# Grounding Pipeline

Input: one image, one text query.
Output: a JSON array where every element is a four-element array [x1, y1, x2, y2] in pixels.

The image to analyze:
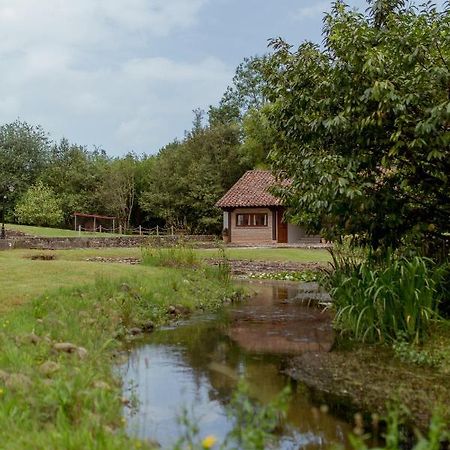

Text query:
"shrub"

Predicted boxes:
[[329, 255, 445, 343], [14, 181, 64, 227]]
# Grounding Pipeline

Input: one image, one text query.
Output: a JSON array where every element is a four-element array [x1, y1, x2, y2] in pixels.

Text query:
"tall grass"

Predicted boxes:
[[329, 253, 445, 343], [142, 242, 199, 268]]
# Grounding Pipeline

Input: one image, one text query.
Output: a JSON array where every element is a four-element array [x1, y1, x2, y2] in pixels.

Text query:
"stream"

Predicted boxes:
[[120, 281, 354, 449]]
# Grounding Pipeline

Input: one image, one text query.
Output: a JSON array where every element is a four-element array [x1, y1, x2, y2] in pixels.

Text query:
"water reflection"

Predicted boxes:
[[121, 281, 351, 449]]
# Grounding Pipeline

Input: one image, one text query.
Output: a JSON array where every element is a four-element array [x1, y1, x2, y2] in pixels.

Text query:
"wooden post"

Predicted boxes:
[[156, 225, 159, 237], [119, 224, 122, 235], [74, 214, 77, 232], [139, 225, 142, 236], [78, 225, 81, 236], [171, 225, 174, 236], [113, 219, 116, 234], [99, 224, 102, 233], [93, 217, 97, 233]]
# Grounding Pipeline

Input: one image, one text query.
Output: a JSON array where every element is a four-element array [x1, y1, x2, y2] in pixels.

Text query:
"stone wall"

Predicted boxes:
[[0, 235, 217, 250]]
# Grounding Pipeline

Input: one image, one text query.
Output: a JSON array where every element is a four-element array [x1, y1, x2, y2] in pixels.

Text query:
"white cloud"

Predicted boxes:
[[0, 0, 231, 154], [294, 1, 331, 20]]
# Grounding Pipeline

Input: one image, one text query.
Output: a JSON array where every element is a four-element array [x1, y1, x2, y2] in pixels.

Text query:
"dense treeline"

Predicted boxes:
[[1, 0, 448, 247], [0, 56, 271, 233]]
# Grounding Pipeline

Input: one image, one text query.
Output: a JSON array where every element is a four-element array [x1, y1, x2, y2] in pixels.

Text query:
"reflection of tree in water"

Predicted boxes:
[[125, 283, 353, 448]]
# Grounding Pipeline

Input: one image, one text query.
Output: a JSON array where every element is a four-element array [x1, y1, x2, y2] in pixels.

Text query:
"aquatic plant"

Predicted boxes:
[[349, 409, 448, 450], [248, 270, 319, 282], [174, 380, 290, 450], [330, 256, 445, 343]]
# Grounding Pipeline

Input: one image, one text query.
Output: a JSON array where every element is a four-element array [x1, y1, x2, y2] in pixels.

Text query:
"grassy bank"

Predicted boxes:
[[0, 264, 239, 449], [5, 223, 117, 237], [0, 247, 329, 312]]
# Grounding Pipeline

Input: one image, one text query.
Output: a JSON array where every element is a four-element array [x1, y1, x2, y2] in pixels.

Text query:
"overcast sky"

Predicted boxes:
[[0, 0, 445, 156]]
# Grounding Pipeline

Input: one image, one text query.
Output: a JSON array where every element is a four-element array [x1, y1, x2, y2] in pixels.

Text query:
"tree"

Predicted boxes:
[[0, 120, 50, 203], [139, 121, 248, 234], [15, 181, 64, 227], [208, 55, 270, 126], [41, 139, 111, 223], [98, 154, 138, 229], [265, 1, 450, 250]]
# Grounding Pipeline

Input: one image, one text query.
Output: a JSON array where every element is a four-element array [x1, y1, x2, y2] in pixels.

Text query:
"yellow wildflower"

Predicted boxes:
[[201, 435, 217, 448]]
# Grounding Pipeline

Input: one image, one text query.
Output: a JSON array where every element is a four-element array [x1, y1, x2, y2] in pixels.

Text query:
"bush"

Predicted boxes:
[[14, 181, 63, 227], [329, 255, 445, 343]]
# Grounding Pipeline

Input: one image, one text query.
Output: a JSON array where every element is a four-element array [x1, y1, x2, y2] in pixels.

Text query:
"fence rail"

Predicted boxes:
[[76, 225, 178, 236]]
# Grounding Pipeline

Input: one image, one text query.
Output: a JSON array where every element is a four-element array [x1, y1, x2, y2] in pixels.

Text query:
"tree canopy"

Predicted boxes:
[[264, 0, 449, 249]]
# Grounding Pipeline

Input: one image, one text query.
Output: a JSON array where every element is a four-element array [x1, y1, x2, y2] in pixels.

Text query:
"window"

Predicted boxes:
[[236, 213, 268, 227]]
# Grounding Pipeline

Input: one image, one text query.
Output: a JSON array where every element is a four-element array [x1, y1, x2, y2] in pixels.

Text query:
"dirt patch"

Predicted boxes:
[[207, 258, 326, 276], [28, 254, 57, 261], [284, 346, 450, 431]]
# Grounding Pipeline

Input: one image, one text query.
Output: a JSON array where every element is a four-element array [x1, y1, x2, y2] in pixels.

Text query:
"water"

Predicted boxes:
[[120, 281, 353, 449]]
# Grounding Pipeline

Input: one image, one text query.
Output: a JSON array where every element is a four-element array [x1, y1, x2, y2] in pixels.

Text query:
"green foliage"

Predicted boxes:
[[392, 339, 443, 368], [14, 182, 64, 227], [265, 2, 450, 250], [41, 139, 111, 223], [349, 408, 448, 450], [0, 120, 49, 204], [209, 55, 270, 126], [248, 270, 319, 282], [139, 122, 249, 234], [0, 269, 239, 449], [329, 254, 445, 343], [175, 380, 290, 450], [98, 154, 138, 229], [142, 242, 200, 269]]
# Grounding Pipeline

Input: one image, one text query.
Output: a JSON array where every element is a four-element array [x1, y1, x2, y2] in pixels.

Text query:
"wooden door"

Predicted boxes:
[[277, 210, 288, 243]]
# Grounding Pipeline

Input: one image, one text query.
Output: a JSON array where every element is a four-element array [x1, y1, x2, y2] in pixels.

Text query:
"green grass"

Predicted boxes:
[[199, 247, 331, 263], [0, 250, 156, 313], [5, 223, 117, 237], [0, 259, 240, 449], [0, 246, 329, 314]]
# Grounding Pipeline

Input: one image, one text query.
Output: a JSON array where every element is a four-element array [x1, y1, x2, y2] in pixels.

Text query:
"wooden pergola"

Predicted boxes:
[[73, 213, 117, 233]]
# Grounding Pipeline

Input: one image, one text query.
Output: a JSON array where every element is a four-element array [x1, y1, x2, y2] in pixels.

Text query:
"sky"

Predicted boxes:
[[0, 0, 445, 156]]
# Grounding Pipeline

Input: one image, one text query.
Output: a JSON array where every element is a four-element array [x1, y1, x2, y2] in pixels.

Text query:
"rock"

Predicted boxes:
[[27, 333, 40, 345], [39, 361, 60, 376], [129, 327, 142, 336], [175, 304, 190, 315], [5, 373, 32, 390], [76, 346, 89, 359], [168, 305, 177, 315], [141, 321, 154, 333], [36, 319, 44, 324], [54, 342, 78, 353]]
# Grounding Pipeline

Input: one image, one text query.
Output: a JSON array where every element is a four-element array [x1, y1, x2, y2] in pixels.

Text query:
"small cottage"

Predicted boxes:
[[216, 170, 316, 245]]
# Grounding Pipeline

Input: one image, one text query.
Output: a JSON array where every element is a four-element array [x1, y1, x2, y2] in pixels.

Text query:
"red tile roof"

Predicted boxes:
[[216, 170, 286, 208]]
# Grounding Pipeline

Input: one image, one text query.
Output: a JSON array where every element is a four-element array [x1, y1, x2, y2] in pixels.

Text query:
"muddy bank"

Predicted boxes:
[[283, 346, 450, 431]]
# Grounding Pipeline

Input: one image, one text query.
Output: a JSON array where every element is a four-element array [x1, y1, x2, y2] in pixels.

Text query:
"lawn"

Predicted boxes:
[[6, 246, 330, 262], [5, 223, 117, 237], [0, 247, 329, 313], [0, 250, 156, 313]]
